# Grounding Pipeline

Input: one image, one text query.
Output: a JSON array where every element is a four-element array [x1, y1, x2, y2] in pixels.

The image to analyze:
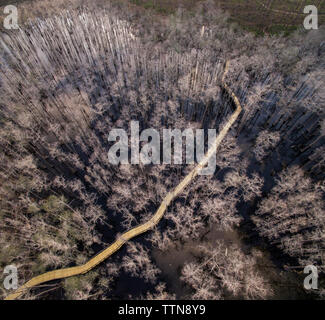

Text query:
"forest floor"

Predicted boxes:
[[128, 0, 325, 35], [0, 0, 323, 301], [0, 0, 324, 35], [4, 62, 242, 300]]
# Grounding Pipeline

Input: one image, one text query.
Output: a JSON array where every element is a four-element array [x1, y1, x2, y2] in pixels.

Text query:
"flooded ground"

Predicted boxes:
[[153, 227, 310, 299], [152, 228, 242, 299]]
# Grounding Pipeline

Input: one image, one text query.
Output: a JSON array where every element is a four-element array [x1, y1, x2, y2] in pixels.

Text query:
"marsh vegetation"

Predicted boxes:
[[0, 0, 324, 300]]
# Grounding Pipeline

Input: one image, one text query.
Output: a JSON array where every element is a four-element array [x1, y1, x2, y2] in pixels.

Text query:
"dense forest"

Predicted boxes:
[[0, 0, 324, 299]]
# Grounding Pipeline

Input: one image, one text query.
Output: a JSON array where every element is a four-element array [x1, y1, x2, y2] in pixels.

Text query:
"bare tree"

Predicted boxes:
[[254, 166, 325, 267]]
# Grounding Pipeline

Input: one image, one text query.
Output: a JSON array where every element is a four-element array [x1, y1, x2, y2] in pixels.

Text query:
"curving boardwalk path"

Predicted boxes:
[[4, 61, 242, 300]]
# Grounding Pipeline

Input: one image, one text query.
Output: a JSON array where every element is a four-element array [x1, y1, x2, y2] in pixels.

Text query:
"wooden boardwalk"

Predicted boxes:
[[4, 61, 242, 300]]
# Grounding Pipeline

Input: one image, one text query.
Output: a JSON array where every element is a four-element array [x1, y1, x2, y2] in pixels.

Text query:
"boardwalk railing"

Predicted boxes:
[[4, 61, 242, 300]]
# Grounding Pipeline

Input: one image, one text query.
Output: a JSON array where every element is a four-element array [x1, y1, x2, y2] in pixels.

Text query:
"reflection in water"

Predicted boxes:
[[153, 228, 241, 299], [153, 228, 309, 299]]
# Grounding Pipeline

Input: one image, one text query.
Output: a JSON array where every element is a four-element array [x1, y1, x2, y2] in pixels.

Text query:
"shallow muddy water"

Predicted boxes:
[[153, 227, 310, 299]]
